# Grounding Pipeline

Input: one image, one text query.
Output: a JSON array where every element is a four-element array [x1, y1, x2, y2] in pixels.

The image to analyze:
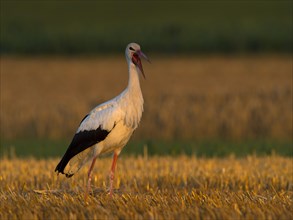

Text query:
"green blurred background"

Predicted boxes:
[[0, 1, 292, 158], [1, 1, 292, 55]]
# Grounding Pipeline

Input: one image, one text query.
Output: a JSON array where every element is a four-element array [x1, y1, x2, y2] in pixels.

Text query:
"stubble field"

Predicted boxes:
[[0, 156, 292, 219]]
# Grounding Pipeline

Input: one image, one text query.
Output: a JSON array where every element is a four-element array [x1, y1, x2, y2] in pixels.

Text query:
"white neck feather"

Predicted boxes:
[[127, 62, 142, 92], [120, 61, 144, 129]]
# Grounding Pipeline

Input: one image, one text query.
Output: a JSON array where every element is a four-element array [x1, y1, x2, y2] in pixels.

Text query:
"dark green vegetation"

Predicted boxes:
[[1, 1, 292, 54], [1, 139, 292, 158]]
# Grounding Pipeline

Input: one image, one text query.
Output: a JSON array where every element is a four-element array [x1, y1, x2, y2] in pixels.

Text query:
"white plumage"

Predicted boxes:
[[55, 43, 150, 198]]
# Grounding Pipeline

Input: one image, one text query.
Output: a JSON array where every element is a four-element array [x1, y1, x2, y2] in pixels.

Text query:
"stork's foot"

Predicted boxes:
[[107, 152, 119, 198], [108, 171, 115, 197], [84, 182, 92, 201], [107, 188, 117, 197], [84, 157, 97, 201]]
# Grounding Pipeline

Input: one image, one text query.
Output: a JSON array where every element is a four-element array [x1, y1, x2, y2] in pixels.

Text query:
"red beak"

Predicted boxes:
[[131, 50, 150, 79]]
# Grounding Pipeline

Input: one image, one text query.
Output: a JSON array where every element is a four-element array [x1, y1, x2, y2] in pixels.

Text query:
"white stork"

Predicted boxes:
[[55, 43, 150, 198]]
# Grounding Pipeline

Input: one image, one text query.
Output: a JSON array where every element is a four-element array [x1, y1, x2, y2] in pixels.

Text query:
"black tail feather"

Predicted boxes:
[[55, 156, 73, 178], [55, 125, 111, 178]]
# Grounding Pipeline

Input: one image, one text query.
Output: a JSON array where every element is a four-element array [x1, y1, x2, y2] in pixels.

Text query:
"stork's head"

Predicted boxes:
[[125, 42, 150, 78]]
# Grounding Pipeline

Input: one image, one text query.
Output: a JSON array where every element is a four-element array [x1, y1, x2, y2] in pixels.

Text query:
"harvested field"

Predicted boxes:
[[0, 156, 292, 219]]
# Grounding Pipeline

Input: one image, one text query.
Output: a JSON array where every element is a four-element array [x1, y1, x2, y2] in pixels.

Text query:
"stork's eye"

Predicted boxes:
[[129, 47, 135, 51]]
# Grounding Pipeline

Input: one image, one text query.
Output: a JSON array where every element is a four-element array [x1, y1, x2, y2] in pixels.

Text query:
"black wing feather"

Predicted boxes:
[[55, 126, 111, 176]]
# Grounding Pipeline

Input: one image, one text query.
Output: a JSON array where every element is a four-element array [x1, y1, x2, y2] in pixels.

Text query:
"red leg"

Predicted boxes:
[[85, 157, 97, 201], [109, 152, 119, 196]]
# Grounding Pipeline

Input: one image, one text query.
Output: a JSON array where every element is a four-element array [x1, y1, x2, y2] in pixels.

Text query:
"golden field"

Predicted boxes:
[[0, 55, 291, 140], [0, 156, 292, 219]]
